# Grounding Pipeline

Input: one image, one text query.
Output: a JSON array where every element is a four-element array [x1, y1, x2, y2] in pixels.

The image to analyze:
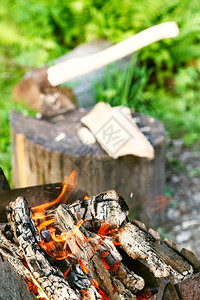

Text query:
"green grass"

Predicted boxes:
[[0, 0, 200, 184]]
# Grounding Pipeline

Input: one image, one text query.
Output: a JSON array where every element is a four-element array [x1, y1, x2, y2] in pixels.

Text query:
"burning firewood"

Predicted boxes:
[[64, 191, 194, 284], [0, 186, 197, 300], [7, 197, 80, 300], [67, 190, 129, 229], [55, 203, 143, 298], [56, 203, 144, 295], [0, 229, 32, 281]]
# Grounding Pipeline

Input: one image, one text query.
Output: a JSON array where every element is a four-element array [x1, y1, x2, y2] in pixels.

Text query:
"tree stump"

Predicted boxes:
[[10, 109, 166, 227]]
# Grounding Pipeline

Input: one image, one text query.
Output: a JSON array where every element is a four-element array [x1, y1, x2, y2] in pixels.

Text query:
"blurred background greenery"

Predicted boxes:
[[0, 0, 200, 183]]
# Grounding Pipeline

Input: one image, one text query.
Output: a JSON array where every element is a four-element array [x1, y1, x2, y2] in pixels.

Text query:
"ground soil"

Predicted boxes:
[[163, 139, 200, 259]]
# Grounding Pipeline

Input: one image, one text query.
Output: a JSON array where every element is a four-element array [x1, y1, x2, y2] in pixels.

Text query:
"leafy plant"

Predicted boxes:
[[94, 55, 152, 111], [0, 0, 200, 183]]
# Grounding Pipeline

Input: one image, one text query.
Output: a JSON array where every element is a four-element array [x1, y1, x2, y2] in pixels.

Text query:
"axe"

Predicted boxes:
[[12, 22, 179, 117]]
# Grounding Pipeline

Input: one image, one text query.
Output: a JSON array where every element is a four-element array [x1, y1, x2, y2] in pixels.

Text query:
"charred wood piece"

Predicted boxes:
[[68, 190, 129, 229], [67, 261, 102, 300], [56, 203, 142, 298], [116, 222, 194, 284], [111, 277, 136, 300], [0, 230, 32, 281], [6, 197, 80, 300]]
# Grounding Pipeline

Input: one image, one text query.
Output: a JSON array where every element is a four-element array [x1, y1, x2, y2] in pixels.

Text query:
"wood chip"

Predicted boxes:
[[81, 102, 154, 159]]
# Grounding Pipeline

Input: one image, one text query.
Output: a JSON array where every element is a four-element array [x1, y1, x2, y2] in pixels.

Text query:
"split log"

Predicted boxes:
[[116, 222, 194, 284], [10, 108, 166, 227], [63, 191, 194, 285], [7, 197, 80, 300]]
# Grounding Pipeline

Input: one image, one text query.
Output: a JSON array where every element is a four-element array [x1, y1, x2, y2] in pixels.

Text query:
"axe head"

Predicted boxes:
[[12, 66, 76, 118]]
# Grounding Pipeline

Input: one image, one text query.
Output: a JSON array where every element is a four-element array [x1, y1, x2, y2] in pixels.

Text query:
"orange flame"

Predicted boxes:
[[37, 217, 86, 261], [79, 290, 86, 300], [78, 259, 89, 274], [32, 169, 77, 215], [38, 219, 56, 234], [31, 170, 79, 261], [100, 251, 120, 272], [29, 170, 119, 300], [28, 274, 49, 300]]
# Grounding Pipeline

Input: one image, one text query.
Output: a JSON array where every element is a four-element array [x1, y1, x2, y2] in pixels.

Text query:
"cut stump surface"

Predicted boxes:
[[10, 109, 166, 227]]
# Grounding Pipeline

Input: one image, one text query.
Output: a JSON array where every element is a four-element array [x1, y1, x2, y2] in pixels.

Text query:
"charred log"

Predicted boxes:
[[56, 203, 142, 298], [116, 222, 194, 284], [1, 188, 199, 300], [68, 190, 129, 229], [6, 197, 80, 300]]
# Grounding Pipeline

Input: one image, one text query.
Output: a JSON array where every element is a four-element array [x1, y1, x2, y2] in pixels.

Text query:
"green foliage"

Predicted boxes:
[[0, 0, 200, 182], [0, 49, 36, 183], [94, 55, 152, 111]]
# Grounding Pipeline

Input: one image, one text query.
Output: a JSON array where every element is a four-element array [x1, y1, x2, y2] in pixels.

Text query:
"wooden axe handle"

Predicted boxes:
[[47, 22, 179, 86]]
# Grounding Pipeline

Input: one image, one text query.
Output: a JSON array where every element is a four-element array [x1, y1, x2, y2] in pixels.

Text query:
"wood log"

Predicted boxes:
[[10, 108, 166, 227], [63, 192, 194, 286], [1, 190, 200, 300], [56, 203, 142, 298], [78, 225, 145, 294], [7, 197, 80, 300], [67, 190, 129, 229], [116, 222, 194, 284]]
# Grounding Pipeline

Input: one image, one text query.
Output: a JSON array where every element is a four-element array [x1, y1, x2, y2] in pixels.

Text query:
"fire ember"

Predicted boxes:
[[0, 171, 199, 300]]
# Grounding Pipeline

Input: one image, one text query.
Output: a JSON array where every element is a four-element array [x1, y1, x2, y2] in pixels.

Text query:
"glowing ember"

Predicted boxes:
[[26, 172, 135, 300], [78, 259, 89, 274], [91, 279, 110, 300], [29, 274, 49, 300], [136, 287, 153, 299]]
